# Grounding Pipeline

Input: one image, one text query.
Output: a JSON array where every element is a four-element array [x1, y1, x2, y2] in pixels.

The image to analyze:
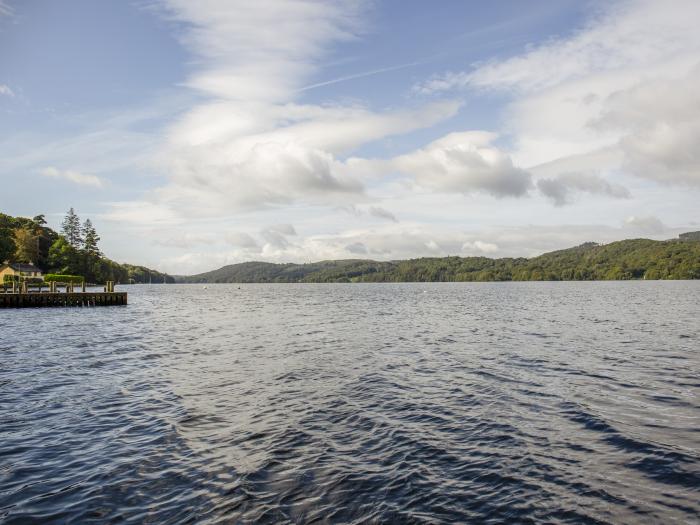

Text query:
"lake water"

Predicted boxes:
[[1, 282, 699, 524]]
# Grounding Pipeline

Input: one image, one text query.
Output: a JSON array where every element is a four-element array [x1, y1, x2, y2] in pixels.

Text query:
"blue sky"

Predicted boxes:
[[1, 0, 699, 273]]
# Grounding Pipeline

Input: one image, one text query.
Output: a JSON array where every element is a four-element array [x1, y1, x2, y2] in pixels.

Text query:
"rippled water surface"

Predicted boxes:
[[1, 282, 699, 524]]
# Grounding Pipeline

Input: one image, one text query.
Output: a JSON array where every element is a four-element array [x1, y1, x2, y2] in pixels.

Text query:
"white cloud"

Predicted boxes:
[[263, 224, 297, 236], [416, 0, 700, 188], [155, 233, 217, 249], [368, 206, 397, 222], [0, 84, 14, 97], [345, 242, 368, 255], [338, 204, 398, 222], [104, 201, 180, 225], [537, 173, 630, 206], [593, 65, 700, 186], [392, 131, 532, 198], [225, 232, 259, 249], [623, 215, 666, 234], [461, 240, 499, 254], [260, 223, 297, 250], [40, 166, 104, 187], [154, 101, 460, 216]]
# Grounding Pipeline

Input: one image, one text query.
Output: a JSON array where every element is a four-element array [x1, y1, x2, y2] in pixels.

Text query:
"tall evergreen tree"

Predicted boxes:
[[61, 207, 82, 247], [82, 219, 101, 256]]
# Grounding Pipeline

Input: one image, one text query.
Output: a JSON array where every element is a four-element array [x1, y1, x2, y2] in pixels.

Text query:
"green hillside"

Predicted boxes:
[[178, 237, 700, 283]]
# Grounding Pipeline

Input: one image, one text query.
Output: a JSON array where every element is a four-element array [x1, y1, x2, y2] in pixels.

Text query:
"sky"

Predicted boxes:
[[1, 0, 699, 274]]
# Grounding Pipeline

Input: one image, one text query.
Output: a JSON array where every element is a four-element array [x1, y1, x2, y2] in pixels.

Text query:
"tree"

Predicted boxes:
[[0, 231, 13, 263], [82, 219, 101, 257], [47, 237, 80, 275], [61, 207, 82, 248], [32, 214, 47, 226], [13, 227, 39, 263], [80, 218, 101, 282]]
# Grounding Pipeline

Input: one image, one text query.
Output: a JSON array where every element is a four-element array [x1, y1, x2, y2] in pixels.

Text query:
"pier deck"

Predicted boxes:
[[0, 292, 127, 308]]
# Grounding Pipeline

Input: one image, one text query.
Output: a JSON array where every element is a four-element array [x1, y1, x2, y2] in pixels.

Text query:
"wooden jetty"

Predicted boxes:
[[1, 291, 127, 308], [0, 281, 127, 308]]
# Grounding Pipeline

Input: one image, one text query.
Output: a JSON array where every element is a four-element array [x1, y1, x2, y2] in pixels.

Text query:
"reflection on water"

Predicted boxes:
[[1, 282, 699, 523]]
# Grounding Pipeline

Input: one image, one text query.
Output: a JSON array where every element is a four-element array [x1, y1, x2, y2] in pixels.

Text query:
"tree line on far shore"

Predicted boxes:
[[1, 209, 174, 284], [180, 238, 700, 283]]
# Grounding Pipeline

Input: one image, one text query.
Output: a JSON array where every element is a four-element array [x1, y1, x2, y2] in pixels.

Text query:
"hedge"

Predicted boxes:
[[3, 275, 43, 284], [43, 274, 84, 283]]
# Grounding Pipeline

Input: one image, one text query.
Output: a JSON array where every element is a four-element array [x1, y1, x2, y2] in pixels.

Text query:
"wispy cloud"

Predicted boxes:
[[0, 1, 13, 17], [115, 1, 462, 221], [0, 84, 14, 97], [40, 166, 104, 187]]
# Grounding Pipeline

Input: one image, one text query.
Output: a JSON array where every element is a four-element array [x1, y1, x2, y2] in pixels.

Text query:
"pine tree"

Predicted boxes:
[[82, 219, 101, 257], [61, 207, 82, 247]]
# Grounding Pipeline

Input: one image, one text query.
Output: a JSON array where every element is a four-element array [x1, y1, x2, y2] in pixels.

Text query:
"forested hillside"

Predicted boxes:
[[179, 238, 700, 283], [1, 210, 174, 284]]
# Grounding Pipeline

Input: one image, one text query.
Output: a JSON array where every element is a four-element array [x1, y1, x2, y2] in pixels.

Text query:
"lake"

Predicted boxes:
[[1, 282, 698, 523]]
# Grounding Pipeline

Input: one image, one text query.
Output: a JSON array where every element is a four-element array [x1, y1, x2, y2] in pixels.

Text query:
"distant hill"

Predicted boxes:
[[178, 259, 395, 283], [680, 231, 700, 241], [178, 236, 700, 283]]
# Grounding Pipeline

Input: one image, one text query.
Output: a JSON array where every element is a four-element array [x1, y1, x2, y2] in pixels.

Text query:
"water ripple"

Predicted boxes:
[[1, 281, 699, 523]]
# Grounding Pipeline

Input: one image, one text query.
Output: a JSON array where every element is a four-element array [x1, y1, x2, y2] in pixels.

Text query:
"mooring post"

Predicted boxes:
[[82, 280, 86, 293]]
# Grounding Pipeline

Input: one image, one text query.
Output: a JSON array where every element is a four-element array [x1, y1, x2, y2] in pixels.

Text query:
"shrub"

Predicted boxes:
[[3, 275, 43, 284], [43, 274, 84, 283]]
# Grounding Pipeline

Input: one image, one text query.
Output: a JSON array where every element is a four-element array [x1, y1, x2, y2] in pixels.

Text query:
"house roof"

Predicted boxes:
[[3, 263, 42, 273]]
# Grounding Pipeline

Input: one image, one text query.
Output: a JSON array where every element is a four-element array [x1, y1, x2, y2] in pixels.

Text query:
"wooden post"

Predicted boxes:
[[82, 280, 86, 292]]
